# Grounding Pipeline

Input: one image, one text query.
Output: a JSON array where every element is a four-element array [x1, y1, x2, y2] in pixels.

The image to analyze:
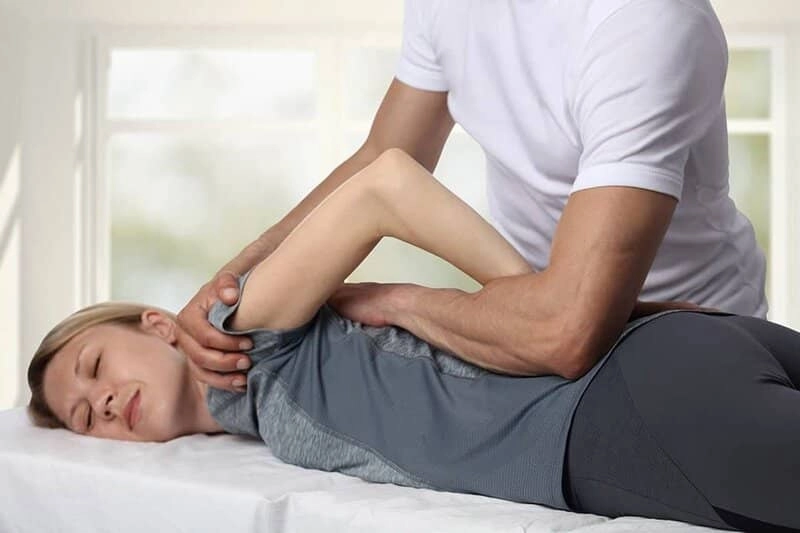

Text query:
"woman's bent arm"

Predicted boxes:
[[231, 148, 533, 332]]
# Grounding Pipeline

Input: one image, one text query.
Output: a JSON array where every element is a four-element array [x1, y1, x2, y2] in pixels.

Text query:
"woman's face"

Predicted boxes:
[[42, 312, 203, 442]]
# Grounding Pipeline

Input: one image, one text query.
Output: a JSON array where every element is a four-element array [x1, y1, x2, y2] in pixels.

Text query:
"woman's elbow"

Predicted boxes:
[[357, 148, 423, 197]]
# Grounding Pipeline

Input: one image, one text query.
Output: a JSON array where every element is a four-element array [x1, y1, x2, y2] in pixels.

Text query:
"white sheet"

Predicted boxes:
[[0, 407, 727, 532]]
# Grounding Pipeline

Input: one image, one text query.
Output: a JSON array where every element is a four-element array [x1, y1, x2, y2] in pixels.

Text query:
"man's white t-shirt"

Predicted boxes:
[[396, 0, 768, 318]]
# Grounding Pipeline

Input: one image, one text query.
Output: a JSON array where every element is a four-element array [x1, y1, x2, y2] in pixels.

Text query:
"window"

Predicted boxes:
[[724, 36, 788, 324], [101, 34, 485, 314], [95, 32, 790, 323]]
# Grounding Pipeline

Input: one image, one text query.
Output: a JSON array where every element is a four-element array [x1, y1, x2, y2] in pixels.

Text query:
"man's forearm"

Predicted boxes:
[[386, 277, 707, 378], [388, 270, 584, 378], [217, 147, 382, 277]]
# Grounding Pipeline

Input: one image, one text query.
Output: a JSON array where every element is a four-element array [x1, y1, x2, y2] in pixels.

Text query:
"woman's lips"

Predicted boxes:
[[124, 390, 141, 431]]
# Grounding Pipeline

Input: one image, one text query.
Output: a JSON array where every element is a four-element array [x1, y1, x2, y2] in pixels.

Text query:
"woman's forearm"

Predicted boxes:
[[370, 150, 533, 283], [230, 148, 535, 333]]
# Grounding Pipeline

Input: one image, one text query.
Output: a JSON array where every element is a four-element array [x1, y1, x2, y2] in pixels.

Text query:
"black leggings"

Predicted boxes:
[[563, 312, 800, 532]]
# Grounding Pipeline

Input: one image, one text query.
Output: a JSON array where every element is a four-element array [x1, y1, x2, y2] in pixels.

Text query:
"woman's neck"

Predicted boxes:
[[190, 379, 225, 434]]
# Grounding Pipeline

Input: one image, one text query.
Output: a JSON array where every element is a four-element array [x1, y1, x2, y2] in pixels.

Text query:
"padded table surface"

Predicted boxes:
[[0, 408, 726, 532]]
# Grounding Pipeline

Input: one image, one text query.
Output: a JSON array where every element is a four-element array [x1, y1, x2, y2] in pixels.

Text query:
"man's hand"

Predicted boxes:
[[328, 282, 407, 327], [176, 270, 253, 392], [629, 300, 720, 321]]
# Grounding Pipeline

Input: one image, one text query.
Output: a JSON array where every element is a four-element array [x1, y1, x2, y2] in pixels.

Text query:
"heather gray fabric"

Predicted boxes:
[[565, 313, 800, 531], [206, 273, 704, 510]]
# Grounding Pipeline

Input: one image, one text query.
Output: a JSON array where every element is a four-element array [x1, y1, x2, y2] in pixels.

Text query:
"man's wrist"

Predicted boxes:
[[384, 283, 423, 328], [384, 283, 469, 330]]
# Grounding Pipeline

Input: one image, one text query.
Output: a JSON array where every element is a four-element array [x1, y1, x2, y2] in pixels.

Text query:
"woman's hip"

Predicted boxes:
[[564, 312, 800, 531]]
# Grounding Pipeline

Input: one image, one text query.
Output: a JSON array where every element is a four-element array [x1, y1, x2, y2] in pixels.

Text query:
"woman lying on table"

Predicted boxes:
[[28, 149, 800, 532]]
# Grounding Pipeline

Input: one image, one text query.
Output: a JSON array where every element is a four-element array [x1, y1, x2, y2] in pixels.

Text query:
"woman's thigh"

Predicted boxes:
[[564, 312, 800, 532]]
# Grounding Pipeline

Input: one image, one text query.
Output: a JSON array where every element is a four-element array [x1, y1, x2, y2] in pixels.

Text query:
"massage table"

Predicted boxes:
[[0, 407, 730, 532]]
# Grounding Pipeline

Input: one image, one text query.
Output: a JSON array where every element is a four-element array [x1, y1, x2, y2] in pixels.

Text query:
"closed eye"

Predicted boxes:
[[86, 352, 102, 430]]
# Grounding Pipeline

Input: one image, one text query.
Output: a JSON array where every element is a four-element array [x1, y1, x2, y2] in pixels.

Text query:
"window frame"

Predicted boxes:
[[84, 27, 375, 306], [726, 34, 789, 324], [84, 26, 476, 303]]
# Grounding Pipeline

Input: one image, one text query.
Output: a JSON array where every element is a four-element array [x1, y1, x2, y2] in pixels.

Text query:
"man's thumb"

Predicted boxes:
[[216, 271, 240, 304]]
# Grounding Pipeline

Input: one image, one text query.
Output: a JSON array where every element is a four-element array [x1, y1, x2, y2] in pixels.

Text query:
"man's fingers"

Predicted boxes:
[[676, 301, 723, 312], [181, 303, 251, 352], [174, 271, 253, 386], [178, 329, 251, 373], [195, 346, 252, 374], [186, 358, 248, 393], [200, 322, 252, 353], [176, 283, 246, 353], [665, 301, 721, 313]]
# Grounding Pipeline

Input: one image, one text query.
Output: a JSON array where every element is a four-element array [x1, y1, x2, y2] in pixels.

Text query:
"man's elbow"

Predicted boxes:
[[506, 317, 597, 380], [560, 349, 597, 380], [497, 304, 597, 380], [556, 320, 622, 380], [511, 339, 593, 380], [513, 304, 604, 380]]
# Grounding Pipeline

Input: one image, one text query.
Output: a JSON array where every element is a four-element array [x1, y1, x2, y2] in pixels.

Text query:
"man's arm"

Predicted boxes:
[[336, 1, 726, 379], [176, 79, 455, 391], [375, 186, 676, 379]]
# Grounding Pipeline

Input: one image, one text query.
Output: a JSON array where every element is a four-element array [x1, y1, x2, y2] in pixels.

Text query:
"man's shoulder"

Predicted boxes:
[[568, 0, 726, 76], [578, 0, 720, 39]]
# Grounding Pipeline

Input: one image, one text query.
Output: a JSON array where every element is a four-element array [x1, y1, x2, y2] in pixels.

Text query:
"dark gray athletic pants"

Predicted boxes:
[[564, 312, 800, 532]]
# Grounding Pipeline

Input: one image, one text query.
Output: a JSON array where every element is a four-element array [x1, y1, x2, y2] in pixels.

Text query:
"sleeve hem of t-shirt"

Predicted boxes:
[[571, 162, 683, 201], [207, 271, 253, 336], [206, 271, 313, 349], [395, 61, 449, 92]]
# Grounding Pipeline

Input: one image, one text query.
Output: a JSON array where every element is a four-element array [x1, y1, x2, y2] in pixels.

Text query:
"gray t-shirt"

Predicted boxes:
[[206, 273, 684, 510]]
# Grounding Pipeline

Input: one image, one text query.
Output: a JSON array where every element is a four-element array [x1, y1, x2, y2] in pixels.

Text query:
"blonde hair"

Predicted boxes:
[[27, 301, 174, 429]]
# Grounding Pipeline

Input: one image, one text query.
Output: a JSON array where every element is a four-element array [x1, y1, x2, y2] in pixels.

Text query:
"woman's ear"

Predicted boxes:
[[139, 310, 178, 345]]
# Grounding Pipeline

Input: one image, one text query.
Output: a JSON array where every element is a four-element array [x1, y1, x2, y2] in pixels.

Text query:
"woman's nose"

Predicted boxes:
[[91, 388, 117, 420]]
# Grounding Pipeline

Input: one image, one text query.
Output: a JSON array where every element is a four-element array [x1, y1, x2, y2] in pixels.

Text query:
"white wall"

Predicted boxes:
[[2, 0, 796, 29], [0, 7, 85, 407], [0, 0, 403, 25], [0, 10, 27, 407], [1, 0, 798, 408], [712, 0, 800, 27]]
